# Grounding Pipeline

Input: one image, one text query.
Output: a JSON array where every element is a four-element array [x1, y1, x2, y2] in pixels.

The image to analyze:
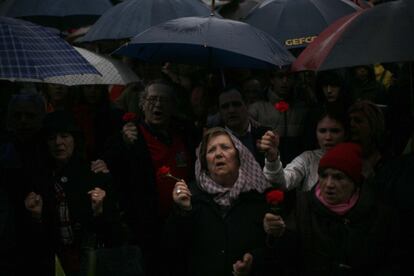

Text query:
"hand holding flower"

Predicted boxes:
[[263, 213, 285, 237], [264, 189, 285, 237], [172, 180, 192, 211]]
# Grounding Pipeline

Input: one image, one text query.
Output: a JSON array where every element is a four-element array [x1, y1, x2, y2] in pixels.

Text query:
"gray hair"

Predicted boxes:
[[138, 78, 177, 111]]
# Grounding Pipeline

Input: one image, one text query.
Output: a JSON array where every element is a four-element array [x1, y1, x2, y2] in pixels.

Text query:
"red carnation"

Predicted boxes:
[[266, 189, 284, 215], [157, 166, 180, 182], [122, 112, 137, 122], [274, 101, 289, 113]]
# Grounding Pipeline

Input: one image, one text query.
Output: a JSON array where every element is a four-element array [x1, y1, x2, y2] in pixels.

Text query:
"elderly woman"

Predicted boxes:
[[24, 111, 119, 276], [263, 142, 400, 275], [167, 127, 272, 276]]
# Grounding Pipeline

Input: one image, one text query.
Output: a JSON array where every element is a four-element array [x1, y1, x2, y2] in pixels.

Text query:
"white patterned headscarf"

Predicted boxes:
[[195, 127, 271, 207]]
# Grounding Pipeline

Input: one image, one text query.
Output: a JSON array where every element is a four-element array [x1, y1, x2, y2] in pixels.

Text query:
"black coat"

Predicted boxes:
[[165, 182, 268, 276], [268, 184, 401, 276]]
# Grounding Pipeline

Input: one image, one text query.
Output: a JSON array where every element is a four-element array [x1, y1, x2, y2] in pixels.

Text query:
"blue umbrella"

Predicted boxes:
[[113, 15, 294, 69], [0, 16, 100, 82], [0, 0, 113, 30], [244, 0, 362, 49], [80, 0, 212, 42]]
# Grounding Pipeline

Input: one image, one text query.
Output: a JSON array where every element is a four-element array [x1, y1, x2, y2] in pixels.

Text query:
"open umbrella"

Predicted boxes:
[[80, 0, 212, 42], [113, 15, 294, 69], [0, 0, 113, 30], [43, 47, 140, 86], [203, 0, 264, 20], [291, 0, 414, 71], [244, 0, 362, 49], [0, 16, 99, 82]]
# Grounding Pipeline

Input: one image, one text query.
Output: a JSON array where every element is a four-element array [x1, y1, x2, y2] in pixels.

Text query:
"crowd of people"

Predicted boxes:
[[1, 57, 413, 276], [0, 1, 413, 276]]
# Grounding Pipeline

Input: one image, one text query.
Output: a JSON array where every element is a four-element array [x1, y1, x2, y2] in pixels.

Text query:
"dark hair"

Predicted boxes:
[[218, 86, 246, 105], [198, 127, 239, 171], [304, 106, 349, 149], [317, 70, 344, 88], [6, 92, 46, 130], [315, 106, 349, 135], [315, 70, 351, 105], [348, 100, 385, 150], [42, 110, 85, 160]]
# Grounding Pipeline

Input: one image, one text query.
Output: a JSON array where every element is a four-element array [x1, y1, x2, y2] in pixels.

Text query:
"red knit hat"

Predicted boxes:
[[319, 143, 363, 183]]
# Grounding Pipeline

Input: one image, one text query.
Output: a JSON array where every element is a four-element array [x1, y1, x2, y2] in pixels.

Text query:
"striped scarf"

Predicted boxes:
[[55, 181, 74, 245]]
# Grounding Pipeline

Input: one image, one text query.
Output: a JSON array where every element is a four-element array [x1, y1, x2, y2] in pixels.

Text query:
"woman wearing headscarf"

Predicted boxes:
[[262, 142, 401, 275], [166, 127, 272, 276]]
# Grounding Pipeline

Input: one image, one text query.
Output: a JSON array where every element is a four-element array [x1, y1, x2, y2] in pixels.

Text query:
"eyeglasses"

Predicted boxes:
[[220, 101, 243, 110], [146, 96, 170, 105]]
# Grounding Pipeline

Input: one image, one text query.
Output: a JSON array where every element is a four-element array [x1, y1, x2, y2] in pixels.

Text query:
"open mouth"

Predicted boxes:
[[153, 110, 163, 117], [215, 161, 226, 168]]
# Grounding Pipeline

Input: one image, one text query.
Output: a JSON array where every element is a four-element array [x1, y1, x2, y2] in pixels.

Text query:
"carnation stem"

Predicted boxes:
[[166, 173, 181, 182]]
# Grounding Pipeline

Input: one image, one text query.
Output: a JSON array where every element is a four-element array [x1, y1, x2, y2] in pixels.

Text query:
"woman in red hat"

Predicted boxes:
[[261, 142, 401, 275]]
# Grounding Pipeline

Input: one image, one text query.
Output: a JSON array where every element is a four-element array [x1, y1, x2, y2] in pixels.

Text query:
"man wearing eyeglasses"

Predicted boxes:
[[103, 78, 196, 276]]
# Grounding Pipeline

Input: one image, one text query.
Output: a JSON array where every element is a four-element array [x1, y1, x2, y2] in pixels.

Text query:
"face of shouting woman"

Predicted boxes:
[[206, 134, 240, 188]]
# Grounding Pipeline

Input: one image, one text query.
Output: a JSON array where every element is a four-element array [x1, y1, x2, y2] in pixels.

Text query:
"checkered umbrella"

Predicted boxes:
[[0, 16, 100, 83], [44, 47, 140, 85]]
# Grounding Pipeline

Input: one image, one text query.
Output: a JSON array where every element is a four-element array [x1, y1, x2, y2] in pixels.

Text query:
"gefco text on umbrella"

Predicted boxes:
[[285, 36, 317, 47]]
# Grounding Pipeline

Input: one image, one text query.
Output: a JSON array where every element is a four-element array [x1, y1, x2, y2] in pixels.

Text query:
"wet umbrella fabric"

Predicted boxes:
[[0, 16, 99, 82], [292, 0, 414, 71], [0, 0, 113, 30], [44, 47, 140, 86], [113, 16, 294, 69], [244, 0, 361, 49], [80, 0, 212, 42]]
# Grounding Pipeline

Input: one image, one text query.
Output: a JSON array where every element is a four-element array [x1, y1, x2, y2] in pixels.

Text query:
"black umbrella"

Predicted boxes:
[[0, 0, 113, 30]]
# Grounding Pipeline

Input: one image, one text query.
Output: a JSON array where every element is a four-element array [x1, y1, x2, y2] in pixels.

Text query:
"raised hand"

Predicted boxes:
[[122, 122, 138, 144], [24, 192, 43, 220], [172, 180, 192, 211], [256, 130, 279, 162], [88, 187, 106, 216], [232, 253, 253, 276]]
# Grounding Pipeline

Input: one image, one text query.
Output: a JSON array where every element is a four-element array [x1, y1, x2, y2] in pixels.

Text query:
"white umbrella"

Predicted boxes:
[[43, 47, 140, 85]]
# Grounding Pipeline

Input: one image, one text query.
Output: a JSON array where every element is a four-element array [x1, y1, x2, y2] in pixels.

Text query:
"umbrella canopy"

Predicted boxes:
[[113, 15, 294, 69], [43, 47, 140, 86], [292, 0, 414, 71], [244, 0, 362, 49], [80, 0, 212, 42], [0, 0, 113, 30], [0, 16, 100, 82]]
